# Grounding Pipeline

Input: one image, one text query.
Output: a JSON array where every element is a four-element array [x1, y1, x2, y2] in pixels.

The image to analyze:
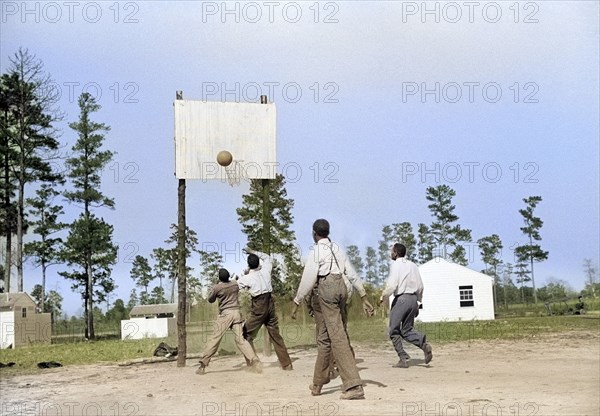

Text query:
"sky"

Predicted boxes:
[[1, 1, 599, 316]]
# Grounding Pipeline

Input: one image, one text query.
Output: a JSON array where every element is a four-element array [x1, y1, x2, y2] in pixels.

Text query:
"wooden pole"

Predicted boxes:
[[176, 91, 187, 367], [260, 95, 272, 357]]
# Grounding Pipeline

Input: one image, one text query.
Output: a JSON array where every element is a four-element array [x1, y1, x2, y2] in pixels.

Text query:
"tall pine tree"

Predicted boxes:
[[236, 174, 301, 297], [364, 246, 378, 286], [24, 184, 65, 311], [1, 49, 62, 291], [60, 93, 116, 340], [346, 245, 364, 276], [425, 185, 472, 264], [477, 234, 503, 310], [514, 196, 548, 304]]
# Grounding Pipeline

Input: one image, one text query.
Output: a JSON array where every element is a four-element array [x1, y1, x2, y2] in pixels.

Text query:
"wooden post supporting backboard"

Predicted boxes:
[[260, 94, 273, 357], [176, 90, 187, 367]]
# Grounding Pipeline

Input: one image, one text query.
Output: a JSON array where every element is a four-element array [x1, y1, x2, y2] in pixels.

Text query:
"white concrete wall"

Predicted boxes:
[[0, 311, 15, 349], [121, 317, 172, 340]]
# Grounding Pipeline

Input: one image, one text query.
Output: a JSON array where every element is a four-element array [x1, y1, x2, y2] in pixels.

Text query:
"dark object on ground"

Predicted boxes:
[[153, 342, 178, 358], [0, 362, 16, 368], [37, 361, 62, 369]]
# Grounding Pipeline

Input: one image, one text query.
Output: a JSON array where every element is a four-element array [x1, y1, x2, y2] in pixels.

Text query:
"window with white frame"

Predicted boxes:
[[459, 285, 474, 307]]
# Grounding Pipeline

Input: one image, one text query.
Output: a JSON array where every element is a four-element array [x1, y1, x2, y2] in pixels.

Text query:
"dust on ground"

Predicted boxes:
[[1, 331, 598, 416]]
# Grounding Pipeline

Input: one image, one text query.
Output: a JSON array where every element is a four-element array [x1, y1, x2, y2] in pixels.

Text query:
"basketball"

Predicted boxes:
[[216, 150, 233, 167]]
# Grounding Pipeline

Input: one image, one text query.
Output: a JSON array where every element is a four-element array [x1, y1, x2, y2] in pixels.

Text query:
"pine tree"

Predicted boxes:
[[60, 92, 116, 340], [346, 245, 364, 276], [236, 174, 301, 297], [416, 223, 434, 264], [425, 185, 472, 264], [364, 246, 378, 286], [127, 288, 138, 310], [391, 222, 416, 261], [24, 184, 65, 311], [130, 255, 154, 305], [477, 234, 503, 310], [1, 49, 62, 291], [514, 261, 531, 304], [514, 196, 548, 304], [377, 225, 393, 286], [0, 73, 19, 292], [31, 284, 62, 322], [159, 224, 199, 302], [198, 250, 223, 287]]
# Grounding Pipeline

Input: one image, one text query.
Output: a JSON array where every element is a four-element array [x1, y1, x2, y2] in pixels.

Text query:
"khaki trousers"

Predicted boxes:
[[312, 274, 362, 391], [199, 308, 257, 366], [244, 293, 292, 368]]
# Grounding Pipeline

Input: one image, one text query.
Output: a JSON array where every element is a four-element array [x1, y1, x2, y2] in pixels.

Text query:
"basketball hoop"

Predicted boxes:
[[224, 160, 243, 186]]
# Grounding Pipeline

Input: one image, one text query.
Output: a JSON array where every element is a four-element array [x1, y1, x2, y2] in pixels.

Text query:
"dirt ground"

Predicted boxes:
[[1, 331, 598, 416]]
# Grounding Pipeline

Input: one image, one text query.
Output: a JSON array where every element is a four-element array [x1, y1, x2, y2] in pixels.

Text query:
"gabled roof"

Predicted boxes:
[[0, 292, 38, 311], [129, 303, 178, 317], [419, 257, 493, 281]]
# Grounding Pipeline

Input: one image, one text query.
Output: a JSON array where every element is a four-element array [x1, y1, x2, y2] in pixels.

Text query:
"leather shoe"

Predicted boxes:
[[195, 363, 206, 375], [340, 385, 365, 400], [423, 343, 433, 364], [309, 384, 322, 396], [392, 358, 409, 368]]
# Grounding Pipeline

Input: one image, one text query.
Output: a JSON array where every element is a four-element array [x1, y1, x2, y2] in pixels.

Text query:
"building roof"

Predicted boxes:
[[129, 303, 178, 317], [419, 257, 493, 281], [0, 292, 37, 311]]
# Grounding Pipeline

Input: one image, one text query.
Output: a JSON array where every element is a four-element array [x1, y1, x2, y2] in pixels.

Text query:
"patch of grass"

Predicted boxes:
[[0, 338, 164, 375], [345, 315, 600, 346], [1, 315, 597, 375]]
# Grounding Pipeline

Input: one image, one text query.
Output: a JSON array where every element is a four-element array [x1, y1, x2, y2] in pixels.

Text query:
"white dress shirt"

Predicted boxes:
[[382, 257, 424, 302], [294, 239, 366, 305], [237, 250, 273, 297]]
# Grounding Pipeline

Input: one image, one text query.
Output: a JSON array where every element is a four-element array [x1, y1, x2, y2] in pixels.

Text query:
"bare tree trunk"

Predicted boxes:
[[86, 260, 95, 339], [176, 178, 187, 367], [16, 180, 24, 291], [4, 232, 11, 292], [529, 234, 537, 304], [3, 141, 12, 292], [41, 260, 47, 312]]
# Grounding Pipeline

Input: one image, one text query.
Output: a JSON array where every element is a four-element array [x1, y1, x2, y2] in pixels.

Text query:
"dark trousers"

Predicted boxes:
[[389, 293, 426, 359], [244, 293, 292, 368], [312, 274, 362, 391]]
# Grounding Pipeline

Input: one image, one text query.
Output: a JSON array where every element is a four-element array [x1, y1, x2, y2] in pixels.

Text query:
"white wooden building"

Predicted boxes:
[[121, 304, 177, 340], [417, 257, 495, 322], [0, 292, 51, 348]]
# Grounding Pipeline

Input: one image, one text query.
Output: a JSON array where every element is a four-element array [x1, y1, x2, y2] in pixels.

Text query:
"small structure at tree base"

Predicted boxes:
[[0, 292, 51, 349], [121, 303, 177, 340]]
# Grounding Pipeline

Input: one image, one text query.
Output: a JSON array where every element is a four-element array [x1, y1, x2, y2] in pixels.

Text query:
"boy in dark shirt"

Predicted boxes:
[[197, 268, 262, 374]]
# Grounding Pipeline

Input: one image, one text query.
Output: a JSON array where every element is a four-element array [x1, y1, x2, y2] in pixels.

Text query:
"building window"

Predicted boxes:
[[22, 307, 27, 318], [459, 285, 474, 307]]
